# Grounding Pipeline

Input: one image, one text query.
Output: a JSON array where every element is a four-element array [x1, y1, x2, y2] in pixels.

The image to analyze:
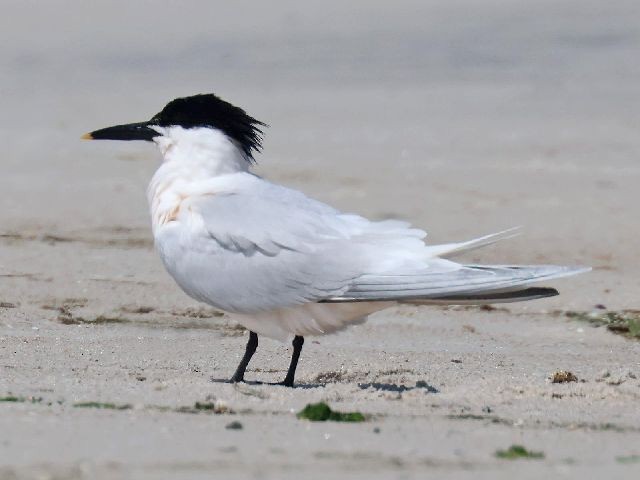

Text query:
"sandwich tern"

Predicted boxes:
[[83, 93, 588, 387]]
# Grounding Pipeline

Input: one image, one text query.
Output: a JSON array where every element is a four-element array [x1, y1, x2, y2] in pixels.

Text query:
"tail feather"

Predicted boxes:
[[425, 227, 521, 259], [325, 265, 589, 303], [322, 226, 589, 306], [402, 287, 559, 306]]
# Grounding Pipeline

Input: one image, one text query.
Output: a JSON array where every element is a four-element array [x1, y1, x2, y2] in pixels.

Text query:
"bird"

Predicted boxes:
[[83, 93, 588, 387]]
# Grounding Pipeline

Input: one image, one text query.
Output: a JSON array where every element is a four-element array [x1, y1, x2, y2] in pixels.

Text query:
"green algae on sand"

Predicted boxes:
[[565, 310, 640, 340], [297, 402, 365, 422], [0, 396, 42, 403], [496, 445, 544, 460]]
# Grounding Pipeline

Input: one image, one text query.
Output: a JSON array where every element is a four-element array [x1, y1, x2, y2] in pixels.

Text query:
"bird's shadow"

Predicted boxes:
[[210, 378, 324, 389], [211, 377, 438, 392], [357, 381, 439, 393]]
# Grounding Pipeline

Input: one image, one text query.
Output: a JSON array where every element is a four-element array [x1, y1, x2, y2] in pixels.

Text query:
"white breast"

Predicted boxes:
[[145, 126, 396, 341], [147, 125, 250, 234]]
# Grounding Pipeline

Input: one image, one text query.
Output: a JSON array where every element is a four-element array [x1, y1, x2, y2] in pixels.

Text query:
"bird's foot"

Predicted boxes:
[[228, 374, 245, 384]]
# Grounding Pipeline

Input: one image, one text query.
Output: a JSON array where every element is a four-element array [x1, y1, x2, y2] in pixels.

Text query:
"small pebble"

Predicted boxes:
[[551, 371, 578, 383], [225, 421, 243, 430]]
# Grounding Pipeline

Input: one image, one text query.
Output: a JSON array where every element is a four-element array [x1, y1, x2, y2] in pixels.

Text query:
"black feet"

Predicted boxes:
[[229, 331, 258, 383], [281, 336, 304, 387], [227, 332, 304, 387]]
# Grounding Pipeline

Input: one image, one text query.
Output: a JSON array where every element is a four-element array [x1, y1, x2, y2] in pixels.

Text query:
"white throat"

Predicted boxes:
[[147, 126, 251, 233], [152, 125, 250, 175]]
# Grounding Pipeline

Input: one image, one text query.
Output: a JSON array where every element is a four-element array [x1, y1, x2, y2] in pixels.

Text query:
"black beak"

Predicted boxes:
[[82, 122, 158, 141]]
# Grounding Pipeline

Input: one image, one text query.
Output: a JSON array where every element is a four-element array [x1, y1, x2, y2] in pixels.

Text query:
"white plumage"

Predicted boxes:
[[145, 125, 586, 341], [84, 93, 589, 385]]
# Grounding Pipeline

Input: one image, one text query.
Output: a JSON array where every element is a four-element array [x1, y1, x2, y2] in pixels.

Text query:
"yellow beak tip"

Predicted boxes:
[[81, 132, 93, 140]]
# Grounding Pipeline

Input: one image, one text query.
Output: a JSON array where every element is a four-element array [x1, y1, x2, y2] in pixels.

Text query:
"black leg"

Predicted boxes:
[[281, 336, 304, 387], [229, 331, 258, 383]]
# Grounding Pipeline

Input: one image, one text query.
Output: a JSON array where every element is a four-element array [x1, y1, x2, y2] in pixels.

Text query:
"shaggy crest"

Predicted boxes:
[[151, 93, 267, 160]]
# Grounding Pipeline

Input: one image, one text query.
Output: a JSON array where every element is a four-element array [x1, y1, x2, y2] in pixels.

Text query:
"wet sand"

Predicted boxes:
[[1, 1, 639, 478]]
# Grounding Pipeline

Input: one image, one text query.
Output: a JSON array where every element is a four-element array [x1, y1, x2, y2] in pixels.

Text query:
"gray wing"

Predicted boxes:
[[176, 177, 587, 314], [181, 178, 428, 313]]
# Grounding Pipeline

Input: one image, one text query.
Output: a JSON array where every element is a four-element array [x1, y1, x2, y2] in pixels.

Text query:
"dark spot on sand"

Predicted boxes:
[[58, 314, 130, 325], [171, 307, 225, 319], [40, 234, 73, 244], [551, 371, 578, 383], [74, 401, 132, 410], [174, 401, 232, 414], [226, 420, 243, 430], [120, 305, 155, 314]]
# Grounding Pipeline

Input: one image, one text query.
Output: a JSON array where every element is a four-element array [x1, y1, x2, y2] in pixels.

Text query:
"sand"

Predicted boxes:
[[1, 1, 639, 478]]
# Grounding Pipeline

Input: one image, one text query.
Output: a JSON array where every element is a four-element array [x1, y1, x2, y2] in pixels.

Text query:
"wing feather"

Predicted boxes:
[[330, 265, 589, 301], [155, 174, 587, 316], [160, 175, 427, 313]]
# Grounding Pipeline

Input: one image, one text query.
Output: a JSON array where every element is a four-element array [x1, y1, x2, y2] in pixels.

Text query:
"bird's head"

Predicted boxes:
[[82, 93, 266, 163]]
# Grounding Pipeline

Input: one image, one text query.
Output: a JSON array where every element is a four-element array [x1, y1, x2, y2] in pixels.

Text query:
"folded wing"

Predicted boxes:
[[179, 175, 587, 314]]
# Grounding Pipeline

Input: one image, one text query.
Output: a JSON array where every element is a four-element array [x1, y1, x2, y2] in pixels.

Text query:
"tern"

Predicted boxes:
[[83, 93, 588, 387]]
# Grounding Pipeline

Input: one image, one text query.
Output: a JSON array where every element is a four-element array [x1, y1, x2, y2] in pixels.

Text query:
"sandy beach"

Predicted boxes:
[[1, 1, 639, 478]]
